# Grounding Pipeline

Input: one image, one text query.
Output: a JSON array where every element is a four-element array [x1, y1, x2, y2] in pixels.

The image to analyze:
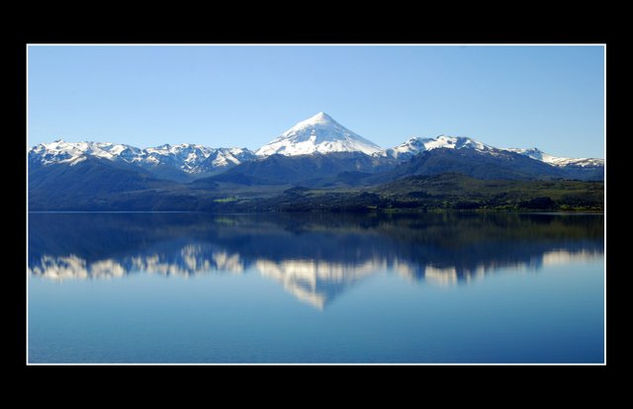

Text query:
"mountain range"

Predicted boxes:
[[28, 112, 604, 211]]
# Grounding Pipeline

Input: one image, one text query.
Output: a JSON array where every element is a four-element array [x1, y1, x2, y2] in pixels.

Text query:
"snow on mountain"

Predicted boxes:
[[377, 135, 603, 170], [29, 115, 603, 179], [199, 147, 256, 171], [138, 143, 214, 173], [28, 139, 143, 166], [255, 112, 382, 156], [377, 135, 497, 160], [505, 147, 604, 168], [28, 140, 255, 174]]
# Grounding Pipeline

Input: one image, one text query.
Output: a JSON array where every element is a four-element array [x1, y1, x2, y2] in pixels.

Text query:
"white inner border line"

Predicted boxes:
[[25, 43, 607, 366]]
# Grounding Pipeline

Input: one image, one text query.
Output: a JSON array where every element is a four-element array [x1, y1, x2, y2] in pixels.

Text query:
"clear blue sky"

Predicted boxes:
[[27, 45, 605, 158]]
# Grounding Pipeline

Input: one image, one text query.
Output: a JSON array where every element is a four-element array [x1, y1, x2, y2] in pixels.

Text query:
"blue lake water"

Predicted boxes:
[[28, 212, 604, 364]]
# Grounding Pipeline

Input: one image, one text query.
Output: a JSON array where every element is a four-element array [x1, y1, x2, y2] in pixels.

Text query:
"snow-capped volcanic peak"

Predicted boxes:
[[256, 112, 382, 156], [506, 147, 604, 168], [380, 135, 495, 160]]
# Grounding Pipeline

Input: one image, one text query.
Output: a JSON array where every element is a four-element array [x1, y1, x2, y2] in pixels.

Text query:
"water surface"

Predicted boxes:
[[28, 212, 604, 363]]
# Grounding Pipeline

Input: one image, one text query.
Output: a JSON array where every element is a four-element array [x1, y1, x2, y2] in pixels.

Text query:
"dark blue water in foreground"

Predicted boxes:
[[28, 212, 604, 363]]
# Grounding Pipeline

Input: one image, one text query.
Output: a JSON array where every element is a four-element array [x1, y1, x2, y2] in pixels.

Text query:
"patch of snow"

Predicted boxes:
[[506, 147, 604, 168], [29, 140, 256, 174], [377, 135, 496, 160], [256, 112, 382, 156]]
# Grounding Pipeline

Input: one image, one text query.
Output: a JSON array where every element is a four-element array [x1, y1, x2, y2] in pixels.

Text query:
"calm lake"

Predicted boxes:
[[27, 212, 604, 364]]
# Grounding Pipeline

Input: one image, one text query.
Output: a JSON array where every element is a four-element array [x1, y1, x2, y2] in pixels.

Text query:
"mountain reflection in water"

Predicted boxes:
[[28, 212, 604, 309]]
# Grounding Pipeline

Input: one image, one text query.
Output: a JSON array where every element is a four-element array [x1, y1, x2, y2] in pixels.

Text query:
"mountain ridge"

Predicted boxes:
[[29, 112, 604, 178], [27, 112, 604, 211]]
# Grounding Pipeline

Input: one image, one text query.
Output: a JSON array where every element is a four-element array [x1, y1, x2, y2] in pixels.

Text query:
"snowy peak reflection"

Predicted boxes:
[[29, 255, 126, 281], [28, 212, 604, 309], [132, 245, 244, 275], [28, 248, 603, 309], [29, 245, 244, 279], [255, 258, 383, 309]]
